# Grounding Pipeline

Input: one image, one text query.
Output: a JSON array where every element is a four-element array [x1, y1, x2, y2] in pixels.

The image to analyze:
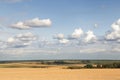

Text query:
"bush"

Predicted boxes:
[[96, 64, 102, 68], [84, 64, 93, 68], [66, 66, 82, 69]]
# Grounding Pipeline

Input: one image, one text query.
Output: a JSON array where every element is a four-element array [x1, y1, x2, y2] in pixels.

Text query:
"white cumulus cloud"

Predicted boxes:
[[59, 39, 69, 44], [7, 32, 37, 47], [15, 32, 37, 41], [7, 37, 15, 43], [105, 19, 120, 42], [84, 30, 97, 43], [70, 28, 84, 39], [11, 18, 52, 29], [53, 33, 64, 39], [25, 18, 51, 27], [11, 22, 30, 29]]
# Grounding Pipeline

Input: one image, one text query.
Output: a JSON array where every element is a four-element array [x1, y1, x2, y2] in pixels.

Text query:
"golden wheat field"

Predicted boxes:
[[0, 68, 119, 80]]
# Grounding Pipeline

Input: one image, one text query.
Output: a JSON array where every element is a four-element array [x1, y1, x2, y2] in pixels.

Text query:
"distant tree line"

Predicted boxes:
[[67, 63, 120, 69], [84, 63, 120, 68], [41, 60, 71, 65], [99, 63, 120, 68]]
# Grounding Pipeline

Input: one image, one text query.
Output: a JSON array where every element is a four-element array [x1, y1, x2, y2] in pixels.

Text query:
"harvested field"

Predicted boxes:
[[0, 68, 119, 80]]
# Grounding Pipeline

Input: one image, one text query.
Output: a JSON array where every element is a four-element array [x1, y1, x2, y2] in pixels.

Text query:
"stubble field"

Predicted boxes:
[[0, 68, 119, 80]]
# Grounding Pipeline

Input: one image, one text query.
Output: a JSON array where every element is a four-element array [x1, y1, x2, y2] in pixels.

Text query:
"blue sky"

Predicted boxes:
[[0, 0, 120, 60]]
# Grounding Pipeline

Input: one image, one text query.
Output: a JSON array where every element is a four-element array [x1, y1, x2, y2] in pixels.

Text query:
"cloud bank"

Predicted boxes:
[[0, 18, 120, 60]]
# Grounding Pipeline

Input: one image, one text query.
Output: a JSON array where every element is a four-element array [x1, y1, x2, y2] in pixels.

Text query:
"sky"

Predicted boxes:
[[0, 0, 120, 60]]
